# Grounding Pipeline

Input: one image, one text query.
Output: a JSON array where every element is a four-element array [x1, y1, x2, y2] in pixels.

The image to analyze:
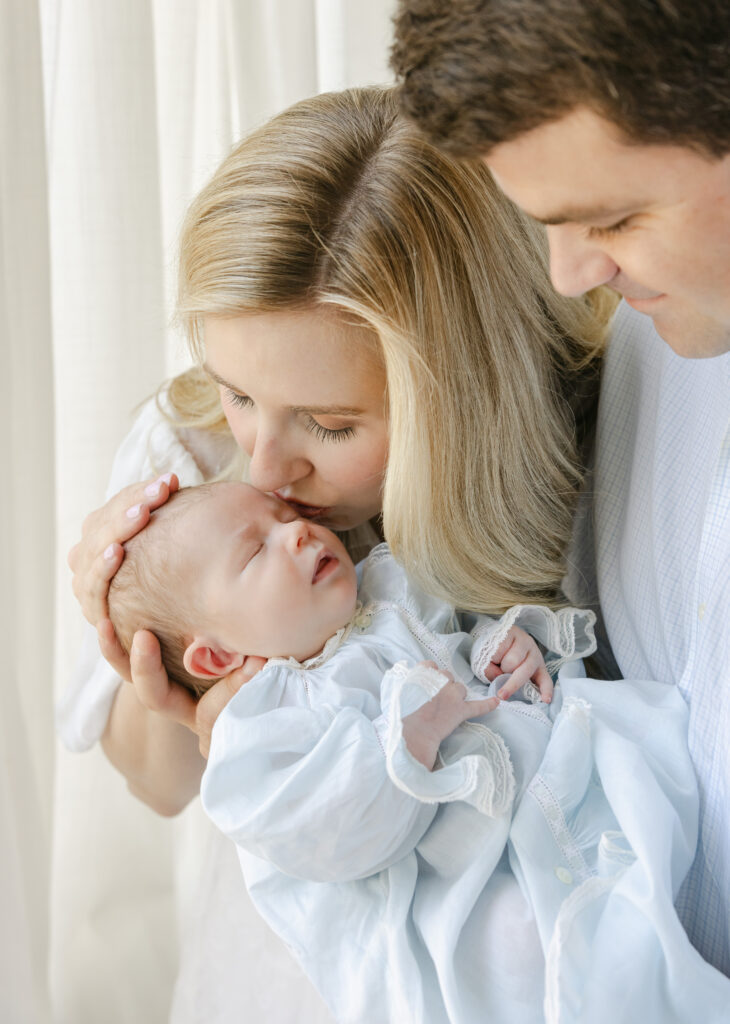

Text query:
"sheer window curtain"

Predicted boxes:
[[2, 2, 395, 1021]]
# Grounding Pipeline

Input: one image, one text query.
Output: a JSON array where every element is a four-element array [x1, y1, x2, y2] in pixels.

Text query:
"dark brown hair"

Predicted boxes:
[[391, 0, 730, 158]]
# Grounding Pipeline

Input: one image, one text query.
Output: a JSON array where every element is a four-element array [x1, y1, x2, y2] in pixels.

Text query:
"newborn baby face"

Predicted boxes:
[[182, 482, 358, 662]]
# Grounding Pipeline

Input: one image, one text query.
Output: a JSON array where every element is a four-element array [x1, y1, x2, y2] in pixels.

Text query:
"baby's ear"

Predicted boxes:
[[183, 637, 245, 680]]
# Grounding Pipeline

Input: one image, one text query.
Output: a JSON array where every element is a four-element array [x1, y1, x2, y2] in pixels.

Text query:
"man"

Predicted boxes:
[[392, 0, 730, 985]]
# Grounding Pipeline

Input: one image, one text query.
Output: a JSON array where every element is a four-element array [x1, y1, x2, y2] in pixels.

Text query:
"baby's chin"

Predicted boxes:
[[290, 597, 360, 663]]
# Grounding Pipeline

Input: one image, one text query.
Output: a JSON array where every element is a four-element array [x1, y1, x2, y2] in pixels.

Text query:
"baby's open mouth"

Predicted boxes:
[[312, 552, 337, 583]]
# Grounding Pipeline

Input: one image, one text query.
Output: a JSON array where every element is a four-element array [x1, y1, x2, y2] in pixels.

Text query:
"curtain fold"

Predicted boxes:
[[0, 2, 395, 1021], [1, 1, 55, 1022]]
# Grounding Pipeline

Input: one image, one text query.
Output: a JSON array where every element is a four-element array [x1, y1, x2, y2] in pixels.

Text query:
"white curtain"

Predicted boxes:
[[2, 2, 395, 1021]]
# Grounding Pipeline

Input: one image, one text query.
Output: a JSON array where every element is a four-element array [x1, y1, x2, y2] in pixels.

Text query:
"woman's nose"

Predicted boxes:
[[247, 432, 311, 494], [546, 224, 619, 297]]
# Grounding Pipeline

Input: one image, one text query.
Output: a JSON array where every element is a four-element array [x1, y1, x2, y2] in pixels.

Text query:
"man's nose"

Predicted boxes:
[[546, 224, 619, 297]]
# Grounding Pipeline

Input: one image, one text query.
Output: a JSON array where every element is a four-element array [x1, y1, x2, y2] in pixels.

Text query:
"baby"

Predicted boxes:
[[109, 480, 553, 767], [108, 481, 700, 1024]]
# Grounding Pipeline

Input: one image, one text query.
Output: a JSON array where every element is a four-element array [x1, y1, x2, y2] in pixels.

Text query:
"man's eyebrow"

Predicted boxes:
[[203, 364, 365, 417]]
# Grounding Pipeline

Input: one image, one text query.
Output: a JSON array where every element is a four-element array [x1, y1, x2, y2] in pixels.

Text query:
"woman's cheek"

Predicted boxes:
[[223, 407, 255, 458], [335, 442, 387, 492]]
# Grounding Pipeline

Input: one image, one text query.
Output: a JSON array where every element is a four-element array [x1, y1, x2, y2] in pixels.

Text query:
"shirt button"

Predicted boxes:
[[698, 603, 706, 621], [555, 866, 573, 885]]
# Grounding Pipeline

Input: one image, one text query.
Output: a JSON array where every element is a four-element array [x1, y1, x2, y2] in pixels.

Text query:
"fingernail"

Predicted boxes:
[[145, 482, 161, 498], [126, 504, 141, 519], [104, 544, 116, 560], [159, 473, 173, 485]]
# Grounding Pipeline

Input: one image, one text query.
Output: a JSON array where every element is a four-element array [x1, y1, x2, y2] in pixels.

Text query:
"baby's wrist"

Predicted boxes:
[[401, 707, 442, 771]]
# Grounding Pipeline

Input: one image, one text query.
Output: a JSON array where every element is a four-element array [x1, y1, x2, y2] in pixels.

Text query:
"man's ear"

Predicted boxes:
[[183, 637, 246, 680]]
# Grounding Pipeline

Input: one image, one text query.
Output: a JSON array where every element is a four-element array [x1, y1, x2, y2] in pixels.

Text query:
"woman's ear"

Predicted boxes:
[[183, 637, 245, 680]]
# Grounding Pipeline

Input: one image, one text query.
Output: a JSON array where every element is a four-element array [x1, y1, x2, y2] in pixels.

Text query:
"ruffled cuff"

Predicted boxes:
[[382, 661, 515, 817], [470, 605, 597, 702]]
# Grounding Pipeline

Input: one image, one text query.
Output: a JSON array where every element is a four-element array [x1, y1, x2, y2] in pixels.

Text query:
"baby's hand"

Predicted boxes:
[[401, 663, 499, 770], [482, 626, 553, 702]]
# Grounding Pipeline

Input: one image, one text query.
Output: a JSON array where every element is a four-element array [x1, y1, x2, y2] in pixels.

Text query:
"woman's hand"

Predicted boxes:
[[129, 630, 267, 758], [68, 474, 179, 679]]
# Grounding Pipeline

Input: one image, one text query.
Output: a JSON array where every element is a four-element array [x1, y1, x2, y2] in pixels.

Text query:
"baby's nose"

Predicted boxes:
[[284, 518, 309, 550]]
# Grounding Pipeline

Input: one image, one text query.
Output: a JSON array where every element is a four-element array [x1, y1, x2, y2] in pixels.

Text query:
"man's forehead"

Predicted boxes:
[[484, 109, 663, 225]]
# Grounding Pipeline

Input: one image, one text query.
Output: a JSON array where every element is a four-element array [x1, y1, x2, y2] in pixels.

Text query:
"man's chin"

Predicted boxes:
[[639, 304, 730, 359]]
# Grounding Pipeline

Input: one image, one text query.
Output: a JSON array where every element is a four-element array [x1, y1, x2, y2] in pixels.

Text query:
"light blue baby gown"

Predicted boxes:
[[202, 546, 729, 1024]]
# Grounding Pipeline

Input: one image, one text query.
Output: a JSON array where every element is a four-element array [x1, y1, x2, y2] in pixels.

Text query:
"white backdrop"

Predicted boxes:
[[1, 2, 395, 1021]]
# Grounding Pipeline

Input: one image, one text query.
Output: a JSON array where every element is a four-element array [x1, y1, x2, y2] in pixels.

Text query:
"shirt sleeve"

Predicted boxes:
[[469, 605, 597, 687], [201, 668, 438, 883], [56, 396, 205, 752]]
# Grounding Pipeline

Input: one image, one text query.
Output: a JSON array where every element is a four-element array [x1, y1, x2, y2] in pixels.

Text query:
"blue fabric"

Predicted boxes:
[[203, 547, 728, 1022]]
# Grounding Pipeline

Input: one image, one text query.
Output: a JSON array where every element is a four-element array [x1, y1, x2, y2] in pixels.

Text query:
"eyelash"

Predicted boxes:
[[588, 217, 632, 240], [225, 390, 253, 410], [305, 420, 355, 443], [224, 389, 355, 443]]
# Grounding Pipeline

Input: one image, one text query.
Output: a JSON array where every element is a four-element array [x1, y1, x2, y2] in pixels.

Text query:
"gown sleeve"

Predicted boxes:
[[201, 664, 439, 883], [470, 605, 598, 690]]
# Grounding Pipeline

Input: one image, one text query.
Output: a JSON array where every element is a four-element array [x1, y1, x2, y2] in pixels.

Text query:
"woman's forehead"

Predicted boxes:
[[203, 309, 385, 407]]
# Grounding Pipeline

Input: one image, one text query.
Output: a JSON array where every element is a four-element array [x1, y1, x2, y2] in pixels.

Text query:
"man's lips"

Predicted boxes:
[[617, 291, 665, 311]]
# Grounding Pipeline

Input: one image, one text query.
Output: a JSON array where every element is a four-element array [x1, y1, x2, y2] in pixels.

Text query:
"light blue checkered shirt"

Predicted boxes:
[[569, 302, 730, 975]]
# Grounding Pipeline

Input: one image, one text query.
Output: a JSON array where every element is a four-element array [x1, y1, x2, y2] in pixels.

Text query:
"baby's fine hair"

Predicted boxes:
[[108, 484, 221, 698]]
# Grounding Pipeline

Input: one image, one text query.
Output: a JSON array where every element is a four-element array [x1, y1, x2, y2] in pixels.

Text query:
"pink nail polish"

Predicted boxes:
[[159, 473, 173, 485], [126, 504, 141, 518], [104, 544, 116, 559], [145, 482, 161, 498]]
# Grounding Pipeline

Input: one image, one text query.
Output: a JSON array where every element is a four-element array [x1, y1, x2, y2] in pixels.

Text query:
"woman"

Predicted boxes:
[[63, 86, 612, 1019]]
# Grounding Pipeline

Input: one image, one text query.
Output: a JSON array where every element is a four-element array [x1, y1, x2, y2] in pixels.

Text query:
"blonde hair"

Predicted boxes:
[[169, 86, 614, 614], [108, 486, 220, 698]]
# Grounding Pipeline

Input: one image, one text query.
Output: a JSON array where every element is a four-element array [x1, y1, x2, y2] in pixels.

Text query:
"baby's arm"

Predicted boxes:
[[202, 686, 438, 884], [401, 666, 499, 769]]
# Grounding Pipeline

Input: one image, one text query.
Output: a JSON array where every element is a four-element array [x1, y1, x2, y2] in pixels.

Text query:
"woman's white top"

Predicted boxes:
[[201, 546, 727, 1023]]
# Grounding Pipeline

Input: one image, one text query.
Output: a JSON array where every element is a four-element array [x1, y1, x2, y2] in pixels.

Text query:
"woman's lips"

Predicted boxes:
[[275, 493, 330, 520]]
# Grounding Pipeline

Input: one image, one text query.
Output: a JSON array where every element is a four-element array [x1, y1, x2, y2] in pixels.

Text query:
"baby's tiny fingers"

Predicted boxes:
[[533, 664, 554, 703], [498, 644, 529, 674], [465, 695, 500, 718], [497, 655, 536, 699], [483, 660, 503, 682]]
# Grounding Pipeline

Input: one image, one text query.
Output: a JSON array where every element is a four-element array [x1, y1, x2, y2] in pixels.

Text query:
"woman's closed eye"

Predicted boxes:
[[305, 417, 355, 443], [224, 388, 253, 410], [223, 386, 355, 442]]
